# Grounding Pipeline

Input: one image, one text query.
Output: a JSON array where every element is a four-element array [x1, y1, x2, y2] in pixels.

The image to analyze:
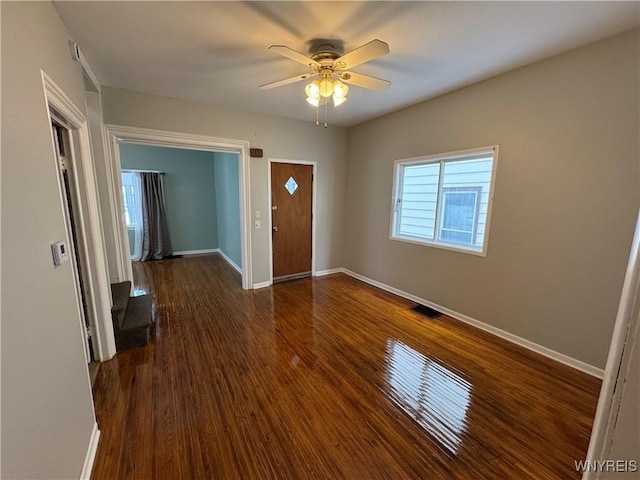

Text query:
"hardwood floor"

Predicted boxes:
[[91, 255, 601, 479]]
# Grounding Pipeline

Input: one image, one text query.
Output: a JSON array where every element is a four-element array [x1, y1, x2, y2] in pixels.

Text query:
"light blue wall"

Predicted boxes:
[[119, 144, 218, 254], [214, 152, 242, 269]]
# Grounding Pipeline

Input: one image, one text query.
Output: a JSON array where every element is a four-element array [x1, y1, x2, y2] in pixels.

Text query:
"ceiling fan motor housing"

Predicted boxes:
[[311, 43, 343, 69]]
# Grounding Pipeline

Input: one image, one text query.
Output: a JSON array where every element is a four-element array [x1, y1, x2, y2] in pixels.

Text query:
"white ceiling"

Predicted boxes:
[[54, 1, 639, 127]]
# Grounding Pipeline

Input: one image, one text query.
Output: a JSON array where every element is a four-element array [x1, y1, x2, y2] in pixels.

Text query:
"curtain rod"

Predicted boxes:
[[121, 168, 165, 175]]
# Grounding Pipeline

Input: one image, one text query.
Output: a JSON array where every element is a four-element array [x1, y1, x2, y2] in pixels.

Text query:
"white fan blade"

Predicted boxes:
[[340, 71, 390, 91], [268, 45, 318, 67], [259, 73, 313, 90], [334, 39, 389, 70]]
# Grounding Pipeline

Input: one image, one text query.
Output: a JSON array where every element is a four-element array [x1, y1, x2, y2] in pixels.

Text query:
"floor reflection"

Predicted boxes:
[[131, 261, 153, 296], [273, 281, 318, 375], [385, 339, 472, 455]]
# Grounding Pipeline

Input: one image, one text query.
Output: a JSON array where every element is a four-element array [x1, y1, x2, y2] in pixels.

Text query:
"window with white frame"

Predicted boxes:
[[121, 172, 137, 227], [390, 146, 498, 255]]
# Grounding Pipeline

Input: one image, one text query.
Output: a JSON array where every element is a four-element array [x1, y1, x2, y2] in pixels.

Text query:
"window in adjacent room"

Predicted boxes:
[[390, 146, 498, 256], [121, 172, 138, 227]]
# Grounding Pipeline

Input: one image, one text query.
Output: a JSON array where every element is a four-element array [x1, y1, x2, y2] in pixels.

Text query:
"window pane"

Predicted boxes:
[[442, 192, 476, 231], [284, 176, 299, 195], [121, 172, 136, 227], [398, 163, 440, 240], [441, 157, 493, 248], [441, 230, 473, 244]]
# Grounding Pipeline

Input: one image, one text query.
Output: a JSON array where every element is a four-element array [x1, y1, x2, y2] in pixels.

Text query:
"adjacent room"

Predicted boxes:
[[119, 143, 242, 270], [2, 2, 639, 479]]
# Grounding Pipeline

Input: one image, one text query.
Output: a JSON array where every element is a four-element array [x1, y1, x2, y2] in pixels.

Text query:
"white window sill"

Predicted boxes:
[[390, 234, 487, 257]]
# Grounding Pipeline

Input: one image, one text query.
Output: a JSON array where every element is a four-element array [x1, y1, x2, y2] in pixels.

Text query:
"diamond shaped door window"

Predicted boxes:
[[284, 176, 298, 196]]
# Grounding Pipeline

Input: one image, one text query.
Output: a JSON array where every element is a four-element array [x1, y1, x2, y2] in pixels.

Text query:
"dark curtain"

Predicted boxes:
[[140, 172, 172, 260]]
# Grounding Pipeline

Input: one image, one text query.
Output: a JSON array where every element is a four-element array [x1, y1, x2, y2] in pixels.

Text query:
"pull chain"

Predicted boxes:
[[324, 99, 328, 128], [313, 98, 329, 128]]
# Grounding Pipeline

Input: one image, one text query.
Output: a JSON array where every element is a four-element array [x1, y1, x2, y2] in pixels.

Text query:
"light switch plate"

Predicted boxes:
[[254, 220, 261, 229]]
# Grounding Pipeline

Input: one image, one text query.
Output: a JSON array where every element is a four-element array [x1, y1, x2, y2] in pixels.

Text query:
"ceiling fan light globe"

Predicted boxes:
[[306, 96, 320, 107], [333, 80, 349, 98], [319, 77, 333, 97], [332, 95, 347, 107], [305, 81, 320, 97]]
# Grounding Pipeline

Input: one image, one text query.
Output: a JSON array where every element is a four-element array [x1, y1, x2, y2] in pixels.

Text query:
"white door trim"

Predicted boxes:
[[42, 71, 116, 362], [103, 124, 253, 290], [583, 208, 640, 479], [267, 158, 317, 285]]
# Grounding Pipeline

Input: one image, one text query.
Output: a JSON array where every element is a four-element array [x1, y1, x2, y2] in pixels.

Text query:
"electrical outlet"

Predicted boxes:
[[255, 210, 261, 219], [254, 220, 261, 229]]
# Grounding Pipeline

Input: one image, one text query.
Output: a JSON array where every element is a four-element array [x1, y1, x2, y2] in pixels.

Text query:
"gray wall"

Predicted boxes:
[[1, 2, 97, 478], [101, 87, 349, 285], [344, 28, 640, 369], [119, 144, 218, 254], [214, 152, 242, 269]]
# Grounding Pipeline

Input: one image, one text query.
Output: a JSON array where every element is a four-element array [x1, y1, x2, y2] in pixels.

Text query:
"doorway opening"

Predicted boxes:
[[117, 143, 243, 282], [104, 125, 252, 290], [268, 159, 317, 284]]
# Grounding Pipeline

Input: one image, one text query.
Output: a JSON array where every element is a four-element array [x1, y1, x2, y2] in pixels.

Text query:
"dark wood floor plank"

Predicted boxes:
[[91, 254, 601, 479]]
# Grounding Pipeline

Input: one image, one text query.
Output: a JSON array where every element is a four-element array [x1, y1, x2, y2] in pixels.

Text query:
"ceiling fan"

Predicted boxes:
[[259, 39, 391, 109]]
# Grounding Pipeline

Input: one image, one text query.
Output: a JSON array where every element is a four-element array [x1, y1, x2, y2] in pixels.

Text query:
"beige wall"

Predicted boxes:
[[344, 28, 640, 369], [1, 2, 97, 478], [101, 87, 349, 285]]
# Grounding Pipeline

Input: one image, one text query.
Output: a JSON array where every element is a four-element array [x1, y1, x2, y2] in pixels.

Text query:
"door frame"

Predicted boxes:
[[50, 118, 93, 363], [583, 208, 640, 478], [104, 125, 253, 290], [42, 71, 116, 362], [267, 158, 317, 285]]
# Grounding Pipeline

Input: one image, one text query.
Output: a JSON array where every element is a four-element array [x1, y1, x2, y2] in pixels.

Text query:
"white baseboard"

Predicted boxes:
[[315, 268, 344, 277], [217, 249, 242, 274], [337, 268, 604, 379], [172, 249, 243, 276], [173, 248, 219, 256], [80, 423, 100, 480], [253, 267, 340, 288]]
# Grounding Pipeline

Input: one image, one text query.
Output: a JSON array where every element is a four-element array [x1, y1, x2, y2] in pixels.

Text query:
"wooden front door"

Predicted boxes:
[[271, 162, 313, 280]]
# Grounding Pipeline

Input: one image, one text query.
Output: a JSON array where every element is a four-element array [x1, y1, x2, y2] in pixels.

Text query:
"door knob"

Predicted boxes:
[[272, 226, 278, 232]]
